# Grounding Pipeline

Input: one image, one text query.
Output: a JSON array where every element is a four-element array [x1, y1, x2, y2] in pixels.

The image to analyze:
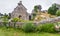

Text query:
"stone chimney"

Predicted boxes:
[[18, 1, 22, 5]]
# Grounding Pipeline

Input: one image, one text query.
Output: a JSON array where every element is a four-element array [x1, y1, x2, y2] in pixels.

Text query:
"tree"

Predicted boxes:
[[34, 5, 42, 12], [48, 3, 58, 15], [8, 13, 11, 19], [32, 5, 42, 20], [34, 6, 38, 12], [3, 13, 9, 27], [56, 10, 60, 16], [12, 18, 20, 28], [3, 13, 10, 19]]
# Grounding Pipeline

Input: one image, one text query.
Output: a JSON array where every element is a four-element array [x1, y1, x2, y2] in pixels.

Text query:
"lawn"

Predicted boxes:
[[0, 27, 60, 36]]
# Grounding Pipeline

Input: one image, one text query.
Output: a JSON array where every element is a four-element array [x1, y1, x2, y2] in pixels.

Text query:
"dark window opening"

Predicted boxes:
[[19, 15, 21, 18], [29, 15, 31, 20]]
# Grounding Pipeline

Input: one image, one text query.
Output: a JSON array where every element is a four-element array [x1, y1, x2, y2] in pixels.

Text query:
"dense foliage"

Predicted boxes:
[[22, 23, 58, 33], [36, 23, 56, 33], [22, 23, 36, 32], [48, 3, 58, 15], [2, 13, 9, 27], [34, 6, 38, 12]]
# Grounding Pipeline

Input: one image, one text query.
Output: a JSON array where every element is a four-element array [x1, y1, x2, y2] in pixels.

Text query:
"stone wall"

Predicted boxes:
[[11, 1, 29, 20], [0, 16, 60, 27], [0, 22, 24, 28], [34, 16, 60, 24]]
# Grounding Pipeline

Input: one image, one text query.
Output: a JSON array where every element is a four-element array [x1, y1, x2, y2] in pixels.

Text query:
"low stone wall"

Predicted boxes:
[[0, 16, 60, 27], [9, 22, 24, 28], [0, 22, 25, 28], [34, 16, 60, 24]]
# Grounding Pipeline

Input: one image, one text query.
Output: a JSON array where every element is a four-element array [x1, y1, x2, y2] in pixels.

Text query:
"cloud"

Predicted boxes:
[[0, 0, 60, 14]]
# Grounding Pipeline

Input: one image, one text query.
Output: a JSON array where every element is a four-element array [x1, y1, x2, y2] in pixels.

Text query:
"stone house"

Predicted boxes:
[[11, 1, 31, 20], [11, 1, 50, 20]]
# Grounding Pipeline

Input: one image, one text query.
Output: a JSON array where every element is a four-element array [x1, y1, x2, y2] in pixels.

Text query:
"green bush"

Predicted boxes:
[[22, 23, 36, 32], [36, 23, 56, 33], [56, 10, 60, 16], [3, 21, 8, 27], [21, 23, 57, 33], [36, 24, 42, 32]]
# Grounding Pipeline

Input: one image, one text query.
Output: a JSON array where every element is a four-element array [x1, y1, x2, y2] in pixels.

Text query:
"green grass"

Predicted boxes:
[[0, 27, 60, 36]]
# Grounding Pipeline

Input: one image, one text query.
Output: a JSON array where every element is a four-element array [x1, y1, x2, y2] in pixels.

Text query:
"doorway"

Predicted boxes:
[[29, 15, 31, 20]]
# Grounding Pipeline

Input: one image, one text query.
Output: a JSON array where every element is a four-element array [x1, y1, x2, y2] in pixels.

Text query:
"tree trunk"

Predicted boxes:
[[14, 22, 16, 28]]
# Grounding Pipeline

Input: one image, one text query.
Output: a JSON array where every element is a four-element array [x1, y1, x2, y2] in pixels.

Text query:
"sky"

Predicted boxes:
[[0, 0, 60, 14]]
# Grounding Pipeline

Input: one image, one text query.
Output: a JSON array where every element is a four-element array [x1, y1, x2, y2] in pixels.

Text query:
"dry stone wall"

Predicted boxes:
[[0, 16, 60, 27]]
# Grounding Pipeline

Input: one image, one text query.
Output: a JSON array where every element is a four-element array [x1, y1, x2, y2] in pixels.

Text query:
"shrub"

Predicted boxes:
[[3, 21, 8, 27], [22, 23, 36, 32], [56, 10, 60, 16], [35, 24, 42, 32], [36, 23, 56, 33], [2, 15, 9, 27], [22, 23, 57, 33], [11, 18, 20, 28], [11, 18, 20, 22]]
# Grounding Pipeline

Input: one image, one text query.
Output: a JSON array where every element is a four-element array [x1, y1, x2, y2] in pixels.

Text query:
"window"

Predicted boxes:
[[19, 15, 21, 18]]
